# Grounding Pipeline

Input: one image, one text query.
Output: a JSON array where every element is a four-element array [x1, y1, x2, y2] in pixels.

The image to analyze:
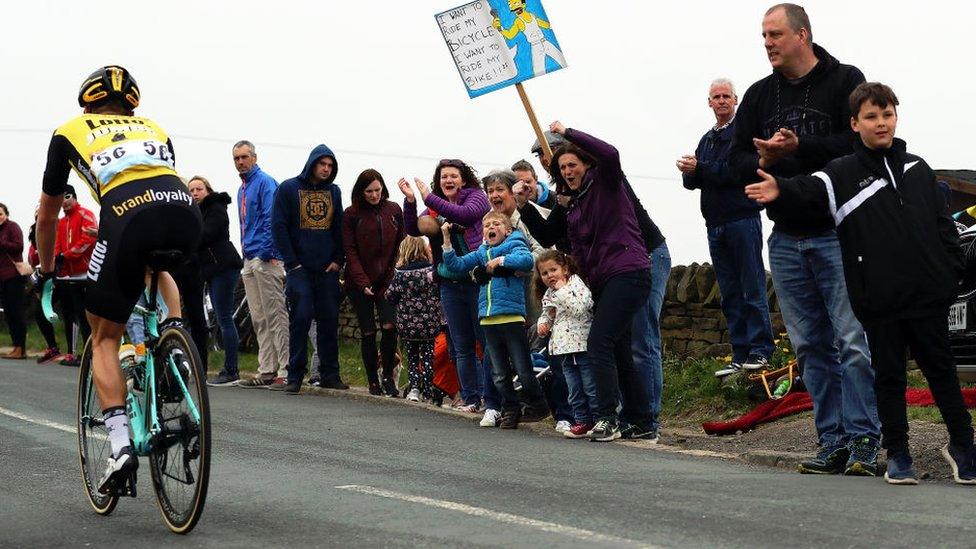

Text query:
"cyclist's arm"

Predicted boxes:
[[38, 134, 72, 273]]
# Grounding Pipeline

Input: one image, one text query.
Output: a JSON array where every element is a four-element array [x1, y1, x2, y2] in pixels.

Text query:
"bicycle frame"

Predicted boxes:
[[73, 275, 203, 457]]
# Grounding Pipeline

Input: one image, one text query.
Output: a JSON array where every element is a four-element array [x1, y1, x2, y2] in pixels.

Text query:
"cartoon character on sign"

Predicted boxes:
[[492, 0, 566, 77]]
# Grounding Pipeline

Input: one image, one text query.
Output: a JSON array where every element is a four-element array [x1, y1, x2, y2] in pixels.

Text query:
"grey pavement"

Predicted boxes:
[[1, 357, 975, 548]]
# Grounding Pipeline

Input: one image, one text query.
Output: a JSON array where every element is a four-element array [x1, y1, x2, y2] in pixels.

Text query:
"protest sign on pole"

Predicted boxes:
[[436, 0, 567, 158]]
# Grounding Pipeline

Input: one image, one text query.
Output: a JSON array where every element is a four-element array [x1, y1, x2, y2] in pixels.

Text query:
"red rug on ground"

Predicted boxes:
[[701, 388, 976, 435]]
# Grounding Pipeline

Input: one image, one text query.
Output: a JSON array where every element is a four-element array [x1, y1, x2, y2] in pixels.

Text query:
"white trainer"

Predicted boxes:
[[479, 409, 501, 427]]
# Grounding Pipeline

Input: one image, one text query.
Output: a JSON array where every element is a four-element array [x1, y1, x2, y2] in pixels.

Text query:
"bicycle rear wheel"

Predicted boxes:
[[149, 326, 211, 534], [76, 337, 120, 515]]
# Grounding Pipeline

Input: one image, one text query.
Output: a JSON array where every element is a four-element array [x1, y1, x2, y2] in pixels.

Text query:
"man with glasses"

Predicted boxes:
[[53, 184, 97, 366]]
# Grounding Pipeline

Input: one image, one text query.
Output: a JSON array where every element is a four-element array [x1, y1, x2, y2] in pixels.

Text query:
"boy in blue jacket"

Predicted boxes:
[[442, 211, 547, 428]]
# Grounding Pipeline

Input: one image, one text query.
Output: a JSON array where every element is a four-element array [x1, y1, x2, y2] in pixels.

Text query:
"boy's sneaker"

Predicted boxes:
[[479, 409, 501, 427], [714, 362, 743, 378], [59, 354, 80, 367], [742, 355, 770, 371], [498, 409, 521, 429], [620, 423, 659, 443], [207, 371, 240, 387], [884, 451, 919, 485], [238, 374, 274, 388], [98, 446, 138, 495], [798, 445, 849, 474], [37, 347, 61, 364], [844, 436, 881, 476], [564, 423, 594, 439], [406, 388, 421, 402], [368, 382, 383, 396], [941, 444, 976, 485], [308, 375, 322, 386], [589, 418, 621, 442], [554, 420, 572, 433]]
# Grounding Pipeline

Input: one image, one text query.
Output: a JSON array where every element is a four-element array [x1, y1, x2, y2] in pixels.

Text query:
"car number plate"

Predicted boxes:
[[949, 302, 967, 332]]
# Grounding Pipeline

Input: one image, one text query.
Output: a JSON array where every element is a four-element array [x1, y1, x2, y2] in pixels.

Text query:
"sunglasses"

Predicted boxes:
[[438, 158, 464, 169]]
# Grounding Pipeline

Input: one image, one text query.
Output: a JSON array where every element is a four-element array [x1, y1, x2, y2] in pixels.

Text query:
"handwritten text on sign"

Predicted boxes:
[[436, 0, 517, 94]]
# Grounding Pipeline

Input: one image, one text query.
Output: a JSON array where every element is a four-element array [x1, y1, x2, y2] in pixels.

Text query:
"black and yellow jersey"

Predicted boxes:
[[42, 113, 178, 202]]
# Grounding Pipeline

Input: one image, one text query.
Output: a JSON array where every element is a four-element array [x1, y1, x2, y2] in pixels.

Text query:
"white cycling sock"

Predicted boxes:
[[103, 407, 131, 458]]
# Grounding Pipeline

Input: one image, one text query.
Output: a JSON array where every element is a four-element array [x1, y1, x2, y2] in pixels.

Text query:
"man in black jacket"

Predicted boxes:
[[729, 3, 880, 476], [746, 82, 976, 485]]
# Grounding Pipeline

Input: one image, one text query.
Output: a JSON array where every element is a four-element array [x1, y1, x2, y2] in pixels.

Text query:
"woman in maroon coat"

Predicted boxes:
[[0, 203, 28, 359], [343, 169, 405, 396]]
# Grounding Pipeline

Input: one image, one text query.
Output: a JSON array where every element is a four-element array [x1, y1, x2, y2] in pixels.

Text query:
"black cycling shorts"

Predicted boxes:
[[85, 175, 202, 323]]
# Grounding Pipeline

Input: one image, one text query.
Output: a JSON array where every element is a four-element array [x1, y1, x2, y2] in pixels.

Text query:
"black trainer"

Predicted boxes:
[[589, 418, 621, 442], [98, 446, 139, 495], [845, 436, 880, 476], [520, 404, 550, 422], [320, 378, 350, 390], [498, 409, 521, 429], [798, 445, 849, 474], [382, 378, 399, 397], [620, 423, 660, 442], [207, 371, 240, 387]]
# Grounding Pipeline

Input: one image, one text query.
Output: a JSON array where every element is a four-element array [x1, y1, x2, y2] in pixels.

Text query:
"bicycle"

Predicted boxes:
[[56, 250, 212, 534]]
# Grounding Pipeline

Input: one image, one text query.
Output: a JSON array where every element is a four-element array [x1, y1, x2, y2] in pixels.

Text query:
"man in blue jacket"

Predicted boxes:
[[233, 140, 290, 388], [271, 144, 346, 393], [678, 78, 774, 377]]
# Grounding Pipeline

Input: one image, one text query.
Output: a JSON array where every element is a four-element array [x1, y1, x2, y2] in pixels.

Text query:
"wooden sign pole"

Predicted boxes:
[[515, 82, 552, 161]]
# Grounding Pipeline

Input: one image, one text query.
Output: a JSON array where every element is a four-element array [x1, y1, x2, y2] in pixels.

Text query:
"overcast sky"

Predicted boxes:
[[2, 0, 972, 265]]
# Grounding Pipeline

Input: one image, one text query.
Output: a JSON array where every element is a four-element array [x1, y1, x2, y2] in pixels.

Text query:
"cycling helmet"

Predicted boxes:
[[530, 131, 568, 155], [77, 65, 140, 109]]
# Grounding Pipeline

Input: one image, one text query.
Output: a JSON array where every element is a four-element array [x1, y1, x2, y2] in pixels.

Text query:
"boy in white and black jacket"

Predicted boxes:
[[746, 82, 976, 486]]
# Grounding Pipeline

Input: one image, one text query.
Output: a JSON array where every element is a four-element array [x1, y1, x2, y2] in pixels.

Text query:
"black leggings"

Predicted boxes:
[[348, 289, 397, 383], [33, 293, 58, 349], [0, 276, 27, 347], [587, 269, 652, 426], [57, 280, 90, 354]]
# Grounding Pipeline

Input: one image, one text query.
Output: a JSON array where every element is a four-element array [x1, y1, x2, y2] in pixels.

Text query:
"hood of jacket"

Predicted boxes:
[[200, 191, 232, 209], [298, 144, 338, 186], [773, 43, 838, 86]]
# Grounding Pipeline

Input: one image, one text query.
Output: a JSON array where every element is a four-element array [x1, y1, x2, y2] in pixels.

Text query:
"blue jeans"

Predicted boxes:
[[707, 217, 775, 363], [483, 321, 545, 412], [541, 353, 574, 423], [768, 231, 880, 448], [285, 268, 341, 384], [631, 242, 671, 431], [439, 281, 499, 409], [558, 352, 598, 425], [209, 267, 241, 376]]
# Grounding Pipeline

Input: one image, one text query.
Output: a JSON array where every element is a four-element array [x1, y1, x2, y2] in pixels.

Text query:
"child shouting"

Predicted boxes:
[[441, 211, 547, 428]]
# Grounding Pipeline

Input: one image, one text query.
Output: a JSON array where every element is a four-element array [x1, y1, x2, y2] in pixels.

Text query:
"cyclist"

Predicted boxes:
[[33, 65, 202, 494]]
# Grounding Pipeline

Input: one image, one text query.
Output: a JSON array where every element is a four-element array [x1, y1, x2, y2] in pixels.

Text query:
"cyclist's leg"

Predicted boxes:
[[146, 269, 183, 320]]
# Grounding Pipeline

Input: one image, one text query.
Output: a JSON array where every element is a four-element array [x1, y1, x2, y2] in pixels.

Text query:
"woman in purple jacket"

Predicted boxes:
[[548, 121, 653, 442], [399, 160, 496, 414]]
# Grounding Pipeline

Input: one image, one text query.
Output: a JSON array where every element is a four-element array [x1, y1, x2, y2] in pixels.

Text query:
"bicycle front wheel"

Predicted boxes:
[[149, 326, 211, 534], [76, 337, 120, 515]]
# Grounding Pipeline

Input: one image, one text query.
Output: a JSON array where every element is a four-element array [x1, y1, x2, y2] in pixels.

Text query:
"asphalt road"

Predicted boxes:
[[2, 357, 975, 548]]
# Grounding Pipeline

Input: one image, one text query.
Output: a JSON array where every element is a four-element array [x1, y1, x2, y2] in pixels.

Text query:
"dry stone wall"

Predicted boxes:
[[663, 263, 785, 358]]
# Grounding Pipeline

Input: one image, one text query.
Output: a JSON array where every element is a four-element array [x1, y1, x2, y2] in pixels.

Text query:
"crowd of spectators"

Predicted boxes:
[[3, 2, 974, 484]]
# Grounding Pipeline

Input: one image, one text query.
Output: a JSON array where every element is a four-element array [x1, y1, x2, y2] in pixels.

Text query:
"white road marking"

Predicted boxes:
[[336, 484, 658, 548], [0, 406, 107, 440]]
